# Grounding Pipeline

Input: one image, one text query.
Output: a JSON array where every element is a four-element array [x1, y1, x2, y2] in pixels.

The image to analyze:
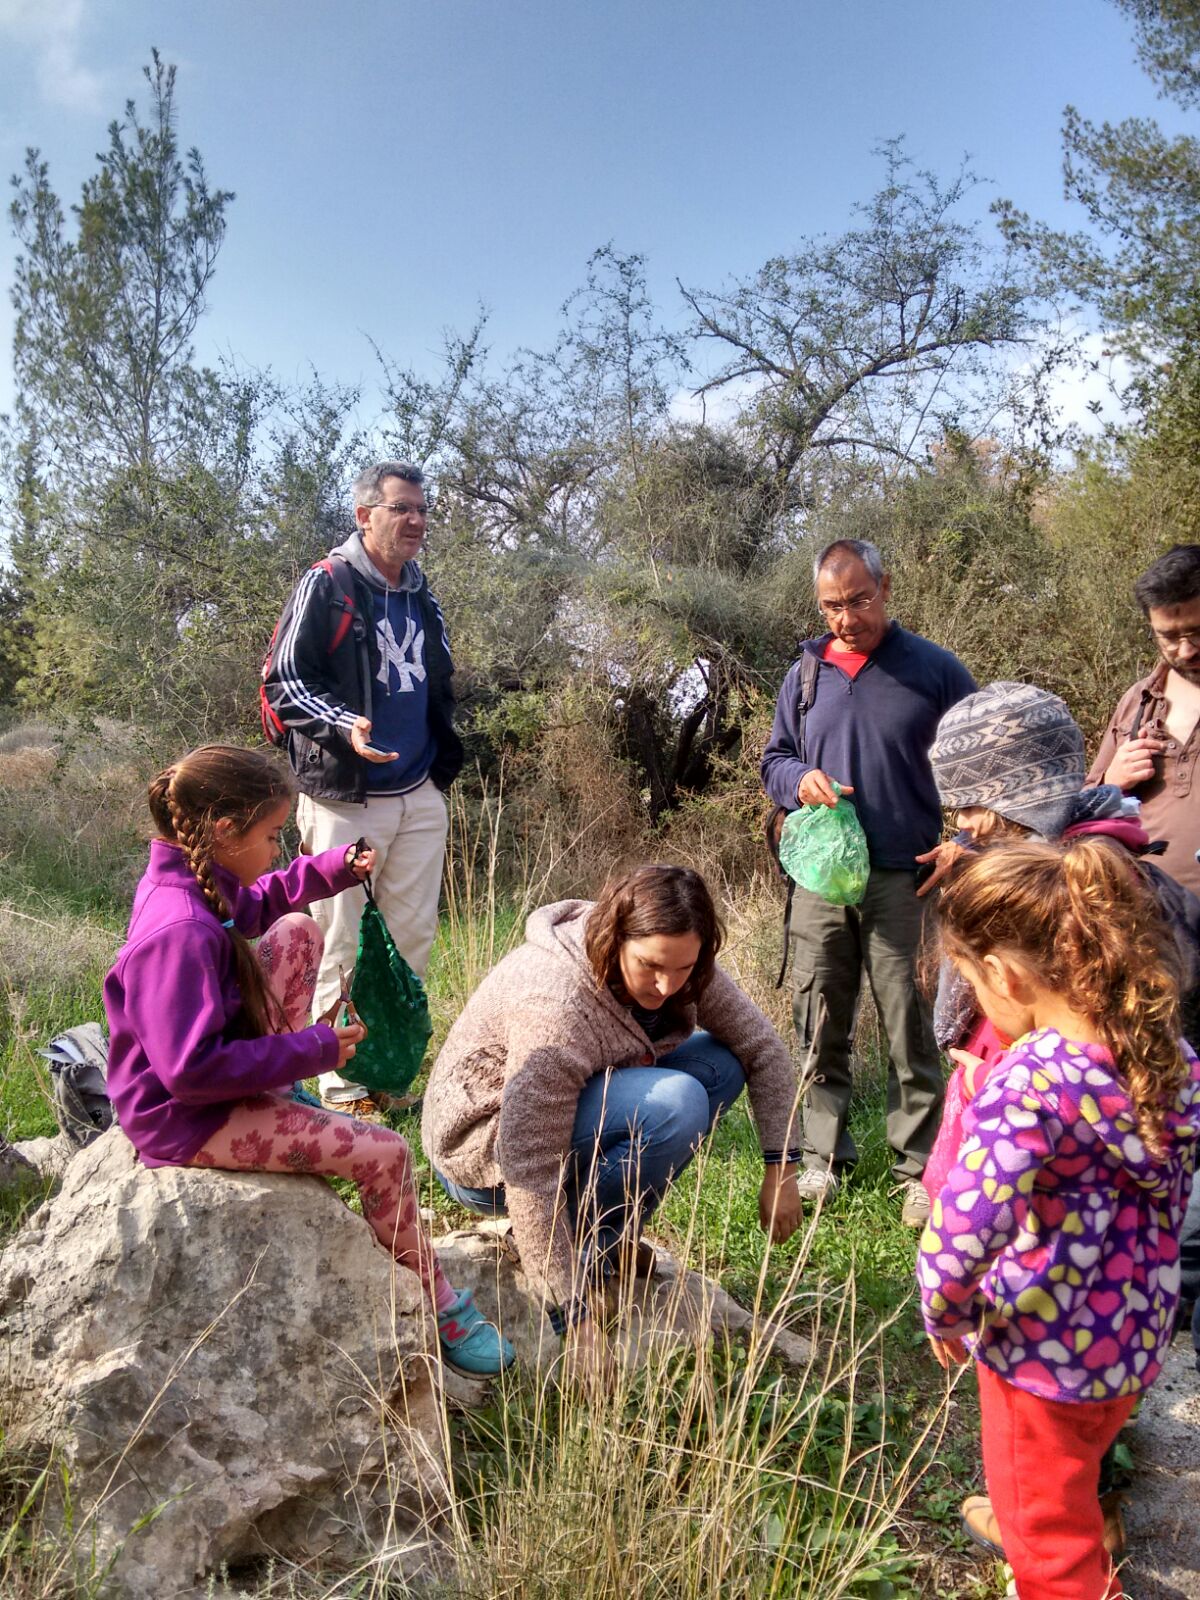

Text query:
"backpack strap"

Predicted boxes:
[[774, 878, 796, 990], [772, 649, 822, 989], [795, 647, 821, 764], [1127, 680, 1158, 741], [314, 555, 358, 654]]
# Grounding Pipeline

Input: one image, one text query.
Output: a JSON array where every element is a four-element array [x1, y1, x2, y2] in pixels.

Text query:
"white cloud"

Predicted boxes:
[[0, 0, 105, 112]]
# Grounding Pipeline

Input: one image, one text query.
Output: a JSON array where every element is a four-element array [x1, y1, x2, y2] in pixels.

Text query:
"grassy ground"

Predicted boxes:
[[0, 732, 1008, 1599]]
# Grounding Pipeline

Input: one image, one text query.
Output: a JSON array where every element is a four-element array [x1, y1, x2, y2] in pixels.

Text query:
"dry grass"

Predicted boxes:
[[438, 1237, 932, 1600]]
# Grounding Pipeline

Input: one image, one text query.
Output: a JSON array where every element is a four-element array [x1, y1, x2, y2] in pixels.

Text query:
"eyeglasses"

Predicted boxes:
[[818, 584, 881, 619], [1152, 626, 1200, 650], [371, 499, 429, 520]]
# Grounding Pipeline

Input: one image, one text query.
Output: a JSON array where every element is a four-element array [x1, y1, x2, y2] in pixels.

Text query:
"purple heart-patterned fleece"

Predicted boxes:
[[918, 1028, 1200, 1403]]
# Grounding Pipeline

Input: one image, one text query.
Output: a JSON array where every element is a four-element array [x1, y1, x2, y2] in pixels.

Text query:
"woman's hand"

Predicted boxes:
[[346, 841, 376, 880], [759, 1163, 802, 1244], [333, 1020, 365, 1071], [927, 1333, 969, 1370]]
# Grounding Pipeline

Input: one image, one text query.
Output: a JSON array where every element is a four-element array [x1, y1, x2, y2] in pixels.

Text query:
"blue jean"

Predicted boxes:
[[437, 1031, 746, 1273]]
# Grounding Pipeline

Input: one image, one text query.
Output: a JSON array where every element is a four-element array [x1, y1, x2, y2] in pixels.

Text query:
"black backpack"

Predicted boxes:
[[260, 555, 359, 747]]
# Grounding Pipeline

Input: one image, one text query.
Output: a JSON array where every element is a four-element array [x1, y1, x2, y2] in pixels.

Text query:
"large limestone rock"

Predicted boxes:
[[0, 1128, 450, 1599], [11, 1130, 77, 1182]]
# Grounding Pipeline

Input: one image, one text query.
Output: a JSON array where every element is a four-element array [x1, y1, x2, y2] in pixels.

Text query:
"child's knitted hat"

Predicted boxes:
[[929, 681, 1086, 841]]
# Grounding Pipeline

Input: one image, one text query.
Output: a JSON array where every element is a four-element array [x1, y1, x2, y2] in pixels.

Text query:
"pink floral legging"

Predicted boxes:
[[186, 913, 454, 1313]]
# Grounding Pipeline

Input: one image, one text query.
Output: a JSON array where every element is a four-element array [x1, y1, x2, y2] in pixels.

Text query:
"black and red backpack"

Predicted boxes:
[[259, 555, 359, 747]]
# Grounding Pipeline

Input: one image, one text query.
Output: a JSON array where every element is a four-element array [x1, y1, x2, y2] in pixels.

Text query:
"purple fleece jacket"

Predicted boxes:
[[918, 1028, 1200, 1402], [104, 839, 358, 1165]]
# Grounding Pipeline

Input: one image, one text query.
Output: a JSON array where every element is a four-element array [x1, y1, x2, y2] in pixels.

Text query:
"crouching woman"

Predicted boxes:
[[421, 864, 802, 1364]]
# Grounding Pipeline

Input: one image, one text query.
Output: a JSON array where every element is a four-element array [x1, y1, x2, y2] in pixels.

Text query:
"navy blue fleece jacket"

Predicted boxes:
[[761, 625, 976, 869]]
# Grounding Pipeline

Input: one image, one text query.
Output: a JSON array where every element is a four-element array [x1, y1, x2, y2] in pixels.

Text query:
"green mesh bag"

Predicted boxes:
[[344, 877, 433, 1097], [778, 783, 870, 907]]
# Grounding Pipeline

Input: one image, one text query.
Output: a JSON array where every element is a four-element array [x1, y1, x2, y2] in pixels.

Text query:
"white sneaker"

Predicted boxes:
[[318, 1069, 368, 1105], [795, 1166, 838, 1202]]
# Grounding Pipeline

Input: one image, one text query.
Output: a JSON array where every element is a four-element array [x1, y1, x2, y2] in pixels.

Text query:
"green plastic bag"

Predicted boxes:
[[344, 877, 433, 1097], [778, 782, 869, 907]]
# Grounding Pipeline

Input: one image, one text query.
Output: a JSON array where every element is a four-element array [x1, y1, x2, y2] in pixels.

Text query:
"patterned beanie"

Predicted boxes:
[[929, 681, 1086, 840]]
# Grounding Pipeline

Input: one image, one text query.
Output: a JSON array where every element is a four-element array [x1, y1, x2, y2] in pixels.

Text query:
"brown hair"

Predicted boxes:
[[937, 836, 1188, 1158], [148, 746, 296, 1039], [584, 864, 723, 1009]]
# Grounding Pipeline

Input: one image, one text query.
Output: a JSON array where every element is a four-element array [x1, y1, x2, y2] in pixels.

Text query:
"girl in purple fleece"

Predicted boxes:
[[104, 746, 512, 1377], [919, 836, 1200, 1600]]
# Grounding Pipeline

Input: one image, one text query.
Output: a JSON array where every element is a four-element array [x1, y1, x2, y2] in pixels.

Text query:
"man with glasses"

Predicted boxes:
[[762, 538, 975, 1225], [1091, 548, 1200, 1389], [1088, 543, 1200, 898], [263, 460, 462, 1112]]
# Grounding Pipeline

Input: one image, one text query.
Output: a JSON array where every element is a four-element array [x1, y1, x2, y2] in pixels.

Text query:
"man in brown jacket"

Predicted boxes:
[[1089, 544, 1200, 1382], [1087, 544, 1200, 897]]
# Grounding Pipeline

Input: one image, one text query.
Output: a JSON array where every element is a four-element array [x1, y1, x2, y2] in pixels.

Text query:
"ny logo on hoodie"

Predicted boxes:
[[376, 612, 426, 693]]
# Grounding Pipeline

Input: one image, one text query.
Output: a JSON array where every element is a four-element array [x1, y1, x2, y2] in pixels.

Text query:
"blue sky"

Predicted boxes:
[[0, 0, 1186, 426]]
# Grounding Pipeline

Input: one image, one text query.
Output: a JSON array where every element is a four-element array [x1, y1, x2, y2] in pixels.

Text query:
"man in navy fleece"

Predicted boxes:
[[762, 538, 975, 1227]]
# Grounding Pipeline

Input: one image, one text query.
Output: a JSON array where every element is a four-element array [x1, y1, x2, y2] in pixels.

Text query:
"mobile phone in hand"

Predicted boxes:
[[363, 742, 397, 758]]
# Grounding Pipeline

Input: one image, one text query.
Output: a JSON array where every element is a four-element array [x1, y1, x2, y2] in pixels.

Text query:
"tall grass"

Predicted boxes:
[[430, 771, 656, 1037], [443, 1267, 930, 1599]]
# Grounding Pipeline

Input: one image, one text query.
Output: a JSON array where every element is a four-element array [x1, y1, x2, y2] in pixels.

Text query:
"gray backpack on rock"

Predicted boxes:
[[39, 1023, 112, 1148]]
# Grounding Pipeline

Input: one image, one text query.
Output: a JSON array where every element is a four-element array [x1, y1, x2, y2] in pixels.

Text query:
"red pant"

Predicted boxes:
[[978, 1363, 1135, 1600]]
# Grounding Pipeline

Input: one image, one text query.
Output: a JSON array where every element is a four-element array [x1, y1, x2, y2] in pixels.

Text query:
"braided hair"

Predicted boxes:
[[937, 836, 1188, 1159], [147, 746, 296, 1039]]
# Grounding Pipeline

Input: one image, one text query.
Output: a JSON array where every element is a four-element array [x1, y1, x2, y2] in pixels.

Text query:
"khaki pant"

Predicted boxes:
[[789, 868, 942, 1181], [297, 780, 448, 1099]]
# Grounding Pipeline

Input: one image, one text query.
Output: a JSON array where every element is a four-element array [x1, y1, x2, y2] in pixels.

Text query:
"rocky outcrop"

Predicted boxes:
[[1124, 1333, 1200, 1600], [9, 1130, 77, 1182], [0, 1128, 449, 1600], [0, 1136, 42, 1196]]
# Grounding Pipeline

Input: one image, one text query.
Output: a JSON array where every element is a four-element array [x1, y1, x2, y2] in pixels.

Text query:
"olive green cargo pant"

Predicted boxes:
[[790, 868, 942, 1182]]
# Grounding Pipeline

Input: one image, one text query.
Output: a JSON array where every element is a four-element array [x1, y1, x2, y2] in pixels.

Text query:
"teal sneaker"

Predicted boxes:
[[437, 1288, 515, 1376]]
